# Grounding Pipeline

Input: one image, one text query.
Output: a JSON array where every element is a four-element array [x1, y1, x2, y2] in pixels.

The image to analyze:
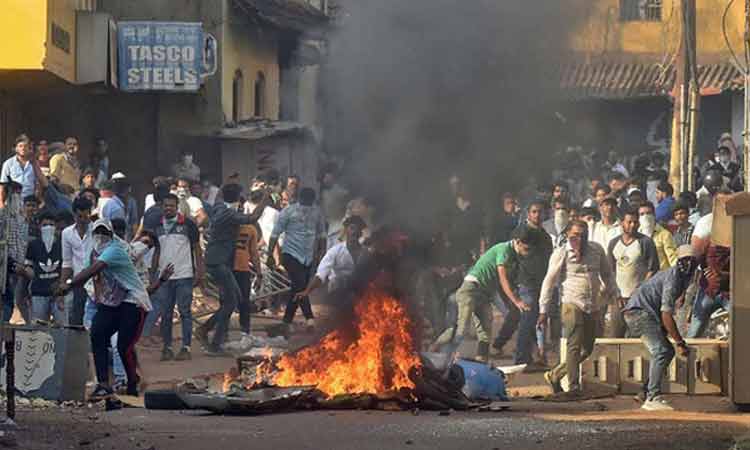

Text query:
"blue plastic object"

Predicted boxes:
[[456, 359, 508, 402]]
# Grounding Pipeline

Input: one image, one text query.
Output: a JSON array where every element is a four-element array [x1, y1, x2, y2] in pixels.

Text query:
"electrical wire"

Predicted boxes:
[[724, 0, 748, 74]]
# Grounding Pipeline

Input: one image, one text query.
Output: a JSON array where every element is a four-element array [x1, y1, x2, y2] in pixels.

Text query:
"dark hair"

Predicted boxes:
[[72, 197, 93, 213], [56, 210, 74, 226], [622, 208, 640, 220], [111, 218, 127, 236], [22, 195, 38, 205], [600, 197, 617, 208], [343, 215, 367, 229], [14, 134, 29, 146], [249, 189, 265, 203], [718, 146, 731, 155], [673, 201, 690, 215], [82, 167, 97, 178], [678, 191, 697, 209], [552, 198, 569, 209], [639, 201, 656, 214], [37, 210, 56, 223], [608, 171, 626, 182], [221, 183, 243, 203], [162, 193, 179, 204], [553, 181, 568, 191], [528, 199, 546, 210], [79, 188, 100, 202], [112, 179, 130, 196], [299, 187, 316, 206], [177, 177, 193, 186], [580, 207, 599, 220], [153, 183, 171, 203], [262, 168, 280, 185], [511, 225, 533, 244], [595, 185, 612, 195], [656, 180, 674, 196]]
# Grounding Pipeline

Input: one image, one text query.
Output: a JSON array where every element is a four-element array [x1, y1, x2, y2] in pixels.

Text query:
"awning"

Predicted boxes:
[[560, 61, 743, 100], [233, 0, 330, 38], [213, 119, 316, 141]]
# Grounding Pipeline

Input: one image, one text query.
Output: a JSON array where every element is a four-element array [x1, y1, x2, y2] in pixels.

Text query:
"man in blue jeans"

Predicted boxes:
[[154, 194, 202, 361], [493, 200, 552, 367], [622, 245, 697, 411], [195, 184, 264, 356]]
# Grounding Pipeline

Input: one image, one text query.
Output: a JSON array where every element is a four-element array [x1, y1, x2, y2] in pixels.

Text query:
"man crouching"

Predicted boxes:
[[622, 244, 697, 411]]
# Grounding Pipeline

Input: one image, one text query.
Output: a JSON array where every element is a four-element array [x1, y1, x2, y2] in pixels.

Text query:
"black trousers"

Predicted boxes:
[[282, 253, 313, 323], [234, 270, 252, 334], [90, 302, 145, 388]]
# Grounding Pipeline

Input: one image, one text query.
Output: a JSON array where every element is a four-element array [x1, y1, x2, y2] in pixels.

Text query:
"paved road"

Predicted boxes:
[[16, 396, 748, 450]]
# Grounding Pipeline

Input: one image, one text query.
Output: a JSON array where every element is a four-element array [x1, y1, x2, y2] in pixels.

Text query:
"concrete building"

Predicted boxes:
[[0, 0, 328, 204], [561, 0, 745, 166]]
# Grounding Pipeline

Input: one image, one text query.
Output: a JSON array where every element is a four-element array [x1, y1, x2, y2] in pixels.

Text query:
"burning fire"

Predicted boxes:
[[271, 289, 421, 397]]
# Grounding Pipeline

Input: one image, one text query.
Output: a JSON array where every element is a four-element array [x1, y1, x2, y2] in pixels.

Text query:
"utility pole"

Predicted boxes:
[[744, 0, 750, 191], [669, 0, 698, 193]]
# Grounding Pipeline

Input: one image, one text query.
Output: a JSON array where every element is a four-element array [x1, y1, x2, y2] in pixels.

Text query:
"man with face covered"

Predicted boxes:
[[25, 211, 63, 323], [623, 245, 697, 411], [697, 169, 724, 216], [543, 198, 569, 247], [638, 202, 677, 270], [539, 220, 621, 397]]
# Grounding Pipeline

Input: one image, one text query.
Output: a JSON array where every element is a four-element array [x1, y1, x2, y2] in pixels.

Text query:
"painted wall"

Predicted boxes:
[[569, 0, 745, 62], [0, 0, 48, 70], [44, 0, 77, 83], [221, 1, 281, 122]]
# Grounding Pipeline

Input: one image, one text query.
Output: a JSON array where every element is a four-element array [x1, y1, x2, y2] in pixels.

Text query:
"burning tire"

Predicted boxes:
[[144, 389, 188, 410]]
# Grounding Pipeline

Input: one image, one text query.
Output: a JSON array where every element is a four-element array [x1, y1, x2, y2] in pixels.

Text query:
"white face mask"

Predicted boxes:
[[719, 155, 730, 165], [553, 209, 569, 233], [93, 234, 111, 253], [130, 241, 150, 262], [176, 187, 189, 199], [41, 225, 55, 252], [639, 214, 656, 237]]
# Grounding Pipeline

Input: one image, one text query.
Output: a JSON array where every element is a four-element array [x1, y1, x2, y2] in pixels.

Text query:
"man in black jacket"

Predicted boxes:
[[195, 184, 264, 355]]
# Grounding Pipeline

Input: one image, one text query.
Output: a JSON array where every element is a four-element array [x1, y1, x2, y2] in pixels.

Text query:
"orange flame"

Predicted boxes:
[[272, 289, 421, 397]]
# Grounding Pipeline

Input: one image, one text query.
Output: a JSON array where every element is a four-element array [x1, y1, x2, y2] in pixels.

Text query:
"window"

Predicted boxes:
[[232, 69, 243, 123], [254, 72, 266, 118], [620, 0, 662, 22]]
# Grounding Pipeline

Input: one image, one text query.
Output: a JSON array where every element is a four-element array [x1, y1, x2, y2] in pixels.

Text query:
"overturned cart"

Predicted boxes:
[[147, 354, 511, 415]]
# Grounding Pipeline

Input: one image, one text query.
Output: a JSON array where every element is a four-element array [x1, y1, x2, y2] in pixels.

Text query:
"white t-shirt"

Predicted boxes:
[[144, 193, 156, 212], [244, 202, 279, 245], [186, 196, 204, 218], [693, 213, 714, 240], [611, 238, 645, 298]]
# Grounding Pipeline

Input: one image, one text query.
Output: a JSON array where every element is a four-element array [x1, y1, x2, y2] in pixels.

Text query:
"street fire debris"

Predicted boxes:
[[168, 288, 489, 414]]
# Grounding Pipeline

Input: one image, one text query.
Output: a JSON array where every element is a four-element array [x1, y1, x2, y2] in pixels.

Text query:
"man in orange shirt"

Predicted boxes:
[[233, 217, 263, 337]]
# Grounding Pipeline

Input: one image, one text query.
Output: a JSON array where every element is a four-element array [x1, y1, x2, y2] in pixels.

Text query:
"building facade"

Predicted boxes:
[[0, 0, 328, 203]]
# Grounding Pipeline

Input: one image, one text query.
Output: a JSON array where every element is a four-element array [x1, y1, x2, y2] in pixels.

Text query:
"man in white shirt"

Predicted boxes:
[[244, 188, 279, 252], [61, 197, 94, 326], [588, 197, 621, 252], [176, 178, 208, 227], [296, 215, 366, 299]]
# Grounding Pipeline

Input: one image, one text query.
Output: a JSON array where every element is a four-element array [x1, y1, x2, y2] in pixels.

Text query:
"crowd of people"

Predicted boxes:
[[0, 130, 739, 412], [424, 136, 739, 412], [0, 132, 367, 403]]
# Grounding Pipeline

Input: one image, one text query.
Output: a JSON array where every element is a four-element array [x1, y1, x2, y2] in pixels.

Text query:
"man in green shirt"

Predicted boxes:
[[431, 227, 532, 362]]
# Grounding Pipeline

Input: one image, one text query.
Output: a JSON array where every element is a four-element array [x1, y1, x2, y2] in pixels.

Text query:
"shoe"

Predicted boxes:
[[175, 347, 192, 361], [205, 346, 233, 358], [633, 391, 647, 403], [112, 380, 128, 395], [543, 371, 563, 394], [553, 389, 584, 402], [126, 383, 138, 397], [160, 347, 175, 361], [194, 326, 209, 349], [641, 396, 674, 411], [89, 384, 114, 402], [305, 318, 315, 332]]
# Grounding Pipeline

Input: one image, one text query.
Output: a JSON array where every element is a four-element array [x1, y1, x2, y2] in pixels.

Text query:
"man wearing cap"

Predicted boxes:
[[432, 227, 532, 362], [49, 136, 81, 195], [101, 176, 138, 241], [622, 245, 698, 411]]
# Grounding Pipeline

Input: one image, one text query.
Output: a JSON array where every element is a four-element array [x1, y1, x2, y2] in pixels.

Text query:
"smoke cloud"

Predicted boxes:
[[322, 0, 578, 234]]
